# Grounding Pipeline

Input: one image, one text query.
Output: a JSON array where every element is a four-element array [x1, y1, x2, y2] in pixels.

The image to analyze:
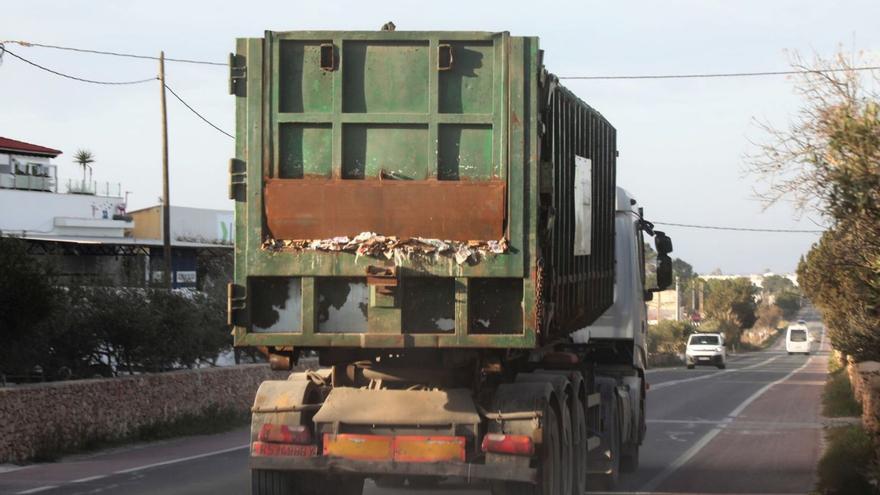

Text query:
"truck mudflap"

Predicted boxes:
[[249, 456, 537, 483]]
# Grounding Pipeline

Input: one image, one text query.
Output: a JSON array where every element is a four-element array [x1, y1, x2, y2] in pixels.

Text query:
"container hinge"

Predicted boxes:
[[229, 158, 246, 201], [229, 53, 246, 96], [227, 283, 247, 326]]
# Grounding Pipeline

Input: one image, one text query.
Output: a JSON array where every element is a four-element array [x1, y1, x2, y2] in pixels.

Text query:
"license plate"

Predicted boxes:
[[698, 357, 710, 361]]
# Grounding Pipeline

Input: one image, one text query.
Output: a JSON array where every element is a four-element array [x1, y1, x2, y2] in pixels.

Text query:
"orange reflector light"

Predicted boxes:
[[323, 434, 394, 461], [252, 441, 318, 457], [481, 434, 534, 456], [258, 424, 313, 445], [323, 434, 466, 463], [393, 436, 466, 463]]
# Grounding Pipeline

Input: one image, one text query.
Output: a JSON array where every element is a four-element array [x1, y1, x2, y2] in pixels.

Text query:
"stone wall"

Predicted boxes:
[[848, 359, 880, 439], [0, 363, 306, 464]]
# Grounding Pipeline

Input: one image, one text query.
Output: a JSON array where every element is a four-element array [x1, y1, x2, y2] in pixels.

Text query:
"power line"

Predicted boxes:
[[2, 40, 226, 67], [0, 45, 157, 85], [163, 84, 234, 139], [654, 221, 823, 233], [558, 66, 880, 80], [7, 39, 879, 81]]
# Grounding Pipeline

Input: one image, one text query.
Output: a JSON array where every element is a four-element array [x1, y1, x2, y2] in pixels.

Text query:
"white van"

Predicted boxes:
[[786, 325, 810, 355], [685, 333, 726, 369]]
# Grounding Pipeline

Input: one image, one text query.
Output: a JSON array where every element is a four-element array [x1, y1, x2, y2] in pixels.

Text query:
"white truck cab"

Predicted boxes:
[[686, 333, 727, 369], [786, 325, 810, 355]]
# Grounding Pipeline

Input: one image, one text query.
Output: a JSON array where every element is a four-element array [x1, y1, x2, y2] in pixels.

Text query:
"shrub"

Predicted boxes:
[[823, 366, 863, 418], [817, 425, 877, 494], [647, 320, 696, 355]]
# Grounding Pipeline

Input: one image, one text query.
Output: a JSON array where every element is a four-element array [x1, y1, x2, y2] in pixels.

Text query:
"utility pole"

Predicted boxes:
[[159, 51, 172, 289]]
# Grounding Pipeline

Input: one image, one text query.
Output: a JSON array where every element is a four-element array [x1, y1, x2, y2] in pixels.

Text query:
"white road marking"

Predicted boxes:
[[648, 355, 780, 391], [113, 444, 249, 474], [14, 444, 249, 494], [16, 487, 59, 494], [639, 354, 816, 492], [70, 474, 108, 483]]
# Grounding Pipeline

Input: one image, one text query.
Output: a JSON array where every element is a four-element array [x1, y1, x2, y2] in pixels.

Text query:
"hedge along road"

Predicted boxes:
[[0, 316, 827, 495]]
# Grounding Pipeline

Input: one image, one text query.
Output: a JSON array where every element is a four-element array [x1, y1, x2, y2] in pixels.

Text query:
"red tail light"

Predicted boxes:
[[481, 434, 534, 456], [258, 424, 313, 445]]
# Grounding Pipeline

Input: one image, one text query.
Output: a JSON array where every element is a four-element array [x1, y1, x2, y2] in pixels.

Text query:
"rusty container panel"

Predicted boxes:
[[264, 179, 506, 241]]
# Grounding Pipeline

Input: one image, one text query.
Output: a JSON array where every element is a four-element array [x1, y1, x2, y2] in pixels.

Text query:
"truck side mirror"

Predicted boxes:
[[656, 254, 673, 290], [654, 231, 673, 255]]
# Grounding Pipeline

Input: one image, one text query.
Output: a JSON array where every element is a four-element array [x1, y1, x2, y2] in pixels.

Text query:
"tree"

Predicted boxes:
[[774, 291, 802, 320], [643, 242, 657, 288], [749, 52, 880, 362], [672, 258, 695, 281], [703, 278, 758, 344], [73, 149, 95, 183], [762, 275, 795, 296], [0, 237, 58, 377], [647, 320, 696, 355], [756, 303, 783, 330]]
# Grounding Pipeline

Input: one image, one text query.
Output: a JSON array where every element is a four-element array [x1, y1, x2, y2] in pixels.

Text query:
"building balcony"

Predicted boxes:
[[67, 179, 122, 197], [0, 172, 57, 192]]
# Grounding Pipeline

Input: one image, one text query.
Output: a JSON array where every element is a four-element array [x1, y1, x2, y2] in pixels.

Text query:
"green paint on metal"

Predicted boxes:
[[438, 41, 495, 114], [342, 124, 429, 179], [342, 41, 429, 114], [232, 31, 542, 350], [278, 124, 332, 178], [438, 124, 494, 180], [278, 41, 333, 113]]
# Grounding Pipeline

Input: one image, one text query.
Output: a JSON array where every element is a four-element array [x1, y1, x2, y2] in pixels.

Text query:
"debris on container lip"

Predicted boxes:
[[262, 232, 508, 265]]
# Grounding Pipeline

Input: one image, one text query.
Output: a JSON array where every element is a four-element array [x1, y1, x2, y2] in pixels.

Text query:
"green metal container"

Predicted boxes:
[[229, 30, 616, 351]]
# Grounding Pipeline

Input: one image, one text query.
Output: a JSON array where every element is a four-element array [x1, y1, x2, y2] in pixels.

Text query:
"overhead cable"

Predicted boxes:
[[2, 40, 226, 66], [163, 84, 234, 139], [559, 66, 880, 80], [653, 221, 823, 233], [0, 45, 157, 85]]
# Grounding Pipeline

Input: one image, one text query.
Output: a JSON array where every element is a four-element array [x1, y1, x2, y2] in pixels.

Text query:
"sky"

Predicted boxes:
[[2, 0, 878, 274]]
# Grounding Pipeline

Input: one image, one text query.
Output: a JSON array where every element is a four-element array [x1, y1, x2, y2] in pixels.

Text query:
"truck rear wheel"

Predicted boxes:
[[491, 405, 562, 495], [587, 396, 620, 490], [570, 398, 587, 495], [621, 442, 640, 472], [252, 471, 363, 495], [252, 469, 295, 495]]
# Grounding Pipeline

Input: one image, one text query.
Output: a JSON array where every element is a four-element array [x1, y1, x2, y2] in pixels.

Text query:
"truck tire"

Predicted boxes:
[[558, 402, 573, 495], [252, 469, 294, 495], [491, 405, 562, 495], [620, 442, 640, 472], [253, 471, 362, 495], [570, 397, 587, 495], [588, 397, 620, 490]]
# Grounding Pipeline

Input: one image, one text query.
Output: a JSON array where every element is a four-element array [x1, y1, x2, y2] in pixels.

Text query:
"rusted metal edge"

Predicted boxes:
[[251, 403, 323, 414]]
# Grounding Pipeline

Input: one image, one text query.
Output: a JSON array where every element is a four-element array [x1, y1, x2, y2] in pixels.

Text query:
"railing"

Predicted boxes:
[[0, 173, 57, 192], [66, 179, 122, 197]]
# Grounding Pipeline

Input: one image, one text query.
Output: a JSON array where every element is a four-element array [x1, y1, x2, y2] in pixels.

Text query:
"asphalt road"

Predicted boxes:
[[0, 313, 829, 495]]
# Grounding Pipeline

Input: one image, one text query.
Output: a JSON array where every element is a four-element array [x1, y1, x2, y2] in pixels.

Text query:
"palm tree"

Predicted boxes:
[[73, 149, 95, 184]]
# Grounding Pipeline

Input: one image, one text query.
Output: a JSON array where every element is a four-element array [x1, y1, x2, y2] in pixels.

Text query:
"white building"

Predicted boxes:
[[699, 272, 798, 288], [0, 137, 131, 238], [0, 137, 231, 288]]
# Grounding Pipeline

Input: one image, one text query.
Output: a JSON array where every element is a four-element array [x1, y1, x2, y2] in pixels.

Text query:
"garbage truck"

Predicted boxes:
[[228, 27, 674, 495]]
